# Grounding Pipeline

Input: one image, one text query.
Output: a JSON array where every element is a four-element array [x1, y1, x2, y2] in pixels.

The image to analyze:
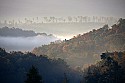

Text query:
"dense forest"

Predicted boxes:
[[0, 48, 125, 83], [32, 18, 125, 68], [82, 51, 125, 83], [0, 48, 81, 83]]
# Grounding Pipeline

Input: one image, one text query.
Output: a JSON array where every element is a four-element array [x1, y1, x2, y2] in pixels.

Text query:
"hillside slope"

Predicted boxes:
[[32, 18, 125, 68], [0, 48, 81, 83]]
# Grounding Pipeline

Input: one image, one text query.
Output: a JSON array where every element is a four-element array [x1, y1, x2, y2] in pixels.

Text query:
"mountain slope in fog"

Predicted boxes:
[[32, 18, 125, 68]]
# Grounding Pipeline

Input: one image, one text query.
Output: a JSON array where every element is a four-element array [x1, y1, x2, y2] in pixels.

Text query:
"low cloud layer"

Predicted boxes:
[[0, 35, 59, 51]]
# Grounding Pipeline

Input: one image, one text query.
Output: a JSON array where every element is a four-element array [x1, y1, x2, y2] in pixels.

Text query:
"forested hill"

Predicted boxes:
[[0, 26, 52, 37], [32, 18, 125, 68], [0, 48, 81, 83], [1, 48, 125, 83]]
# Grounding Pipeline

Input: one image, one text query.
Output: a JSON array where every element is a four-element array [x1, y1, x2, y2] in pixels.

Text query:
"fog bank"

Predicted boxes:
[[0, 35, 59, 51]]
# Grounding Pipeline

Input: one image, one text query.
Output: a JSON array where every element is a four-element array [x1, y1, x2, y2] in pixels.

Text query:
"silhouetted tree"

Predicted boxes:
[[25, 66, 43, 83], [84, 52, 125, 83]]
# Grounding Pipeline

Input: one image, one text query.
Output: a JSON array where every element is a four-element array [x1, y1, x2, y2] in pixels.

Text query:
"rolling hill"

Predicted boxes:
[[32, 18, 125, 68]]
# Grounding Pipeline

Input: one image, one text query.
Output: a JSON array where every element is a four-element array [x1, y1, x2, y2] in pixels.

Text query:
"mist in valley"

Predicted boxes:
[[0, 27, 59, 51], [0, 35, 58, 51]]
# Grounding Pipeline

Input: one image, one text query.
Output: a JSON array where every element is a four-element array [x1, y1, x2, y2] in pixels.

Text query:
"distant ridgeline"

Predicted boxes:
[[0, 16, 118, 24], [32, 18, 125, 68], [0, 26, 52, 37]]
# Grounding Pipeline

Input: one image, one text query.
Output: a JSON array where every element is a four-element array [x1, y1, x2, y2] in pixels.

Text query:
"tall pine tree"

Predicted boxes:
[[25, 66, 43, 83]]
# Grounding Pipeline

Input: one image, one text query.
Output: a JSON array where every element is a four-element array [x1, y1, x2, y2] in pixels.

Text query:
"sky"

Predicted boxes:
[[0, 0, 125, 19]]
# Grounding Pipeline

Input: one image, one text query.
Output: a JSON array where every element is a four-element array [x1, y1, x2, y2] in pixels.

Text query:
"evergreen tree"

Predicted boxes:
[[25, 66, 43, 83]]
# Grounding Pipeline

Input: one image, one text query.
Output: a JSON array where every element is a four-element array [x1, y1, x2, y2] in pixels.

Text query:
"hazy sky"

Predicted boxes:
[[0, 0, 125, 19]]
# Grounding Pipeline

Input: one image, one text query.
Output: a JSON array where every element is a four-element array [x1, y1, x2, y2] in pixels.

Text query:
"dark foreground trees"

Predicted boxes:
[[0, 48, 81, 83], [62, 73, 69, 83], [83, 52, 125, 83], [25, 66, 43, 83]]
